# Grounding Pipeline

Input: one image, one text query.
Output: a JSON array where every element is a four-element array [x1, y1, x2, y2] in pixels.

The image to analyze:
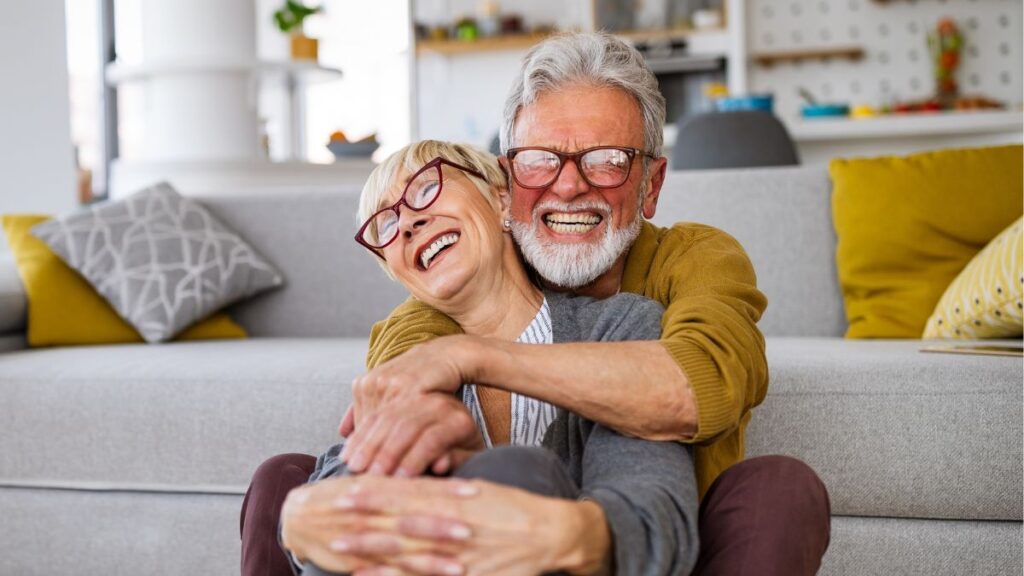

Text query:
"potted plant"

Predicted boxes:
[[274, 1, 322, 61]]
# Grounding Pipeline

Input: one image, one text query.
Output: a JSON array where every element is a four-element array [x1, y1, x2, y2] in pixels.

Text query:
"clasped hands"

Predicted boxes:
[[281, 336, 601, 575]]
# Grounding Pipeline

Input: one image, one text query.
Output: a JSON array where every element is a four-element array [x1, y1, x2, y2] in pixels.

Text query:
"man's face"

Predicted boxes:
[[502, 84, 666, 291]]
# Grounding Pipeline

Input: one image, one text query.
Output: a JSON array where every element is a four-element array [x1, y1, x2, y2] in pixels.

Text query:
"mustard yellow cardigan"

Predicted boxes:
[[366, 221, 769, 498]]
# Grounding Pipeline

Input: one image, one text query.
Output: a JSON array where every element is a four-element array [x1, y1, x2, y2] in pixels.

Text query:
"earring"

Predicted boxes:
[[503, 219, 512, 230]]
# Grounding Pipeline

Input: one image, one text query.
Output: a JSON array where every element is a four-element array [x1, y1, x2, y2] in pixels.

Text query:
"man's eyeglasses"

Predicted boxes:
[[505, 146, 656, 190], [355, 157, 486, 255]]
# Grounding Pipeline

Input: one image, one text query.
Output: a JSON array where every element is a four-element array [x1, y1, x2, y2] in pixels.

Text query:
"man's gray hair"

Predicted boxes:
[[499, 31, 666, 157]]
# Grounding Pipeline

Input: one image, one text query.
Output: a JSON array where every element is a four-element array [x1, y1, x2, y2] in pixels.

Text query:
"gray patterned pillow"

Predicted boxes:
[[30, 182, 283, 343]]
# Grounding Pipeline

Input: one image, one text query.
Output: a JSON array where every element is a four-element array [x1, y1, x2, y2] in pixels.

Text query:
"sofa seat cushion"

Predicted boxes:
[[748, 337, 1023, 521], [0, 338, 362, 492]]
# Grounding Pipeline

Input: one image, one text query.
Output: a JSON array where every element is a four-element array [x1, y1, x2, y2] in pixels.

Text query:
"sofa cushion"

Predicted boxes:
[[0, 339, 361, 491], [30, 183, 284, 343], [924, 216, 1023, 339], [747, 337, 1023, 521], [2, 214, 247, 346], [654, 167, 844, 337], [201, 190, 412, 338], [830, 145, 1023, 338]]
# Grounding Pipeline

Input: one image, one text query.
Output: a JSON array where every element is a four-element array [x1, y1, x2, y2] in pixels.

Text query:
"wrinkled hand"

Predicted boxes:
[[340, 390, 485, 477], [343, 335, 482, 432], [281, 475, 481, 575], [335, 476, 602, 576]]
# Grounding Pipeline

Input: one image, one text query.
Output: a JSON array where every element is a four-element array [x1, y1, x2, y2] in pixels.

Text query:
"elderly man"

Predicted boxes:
[[242, 32, 830, 575]]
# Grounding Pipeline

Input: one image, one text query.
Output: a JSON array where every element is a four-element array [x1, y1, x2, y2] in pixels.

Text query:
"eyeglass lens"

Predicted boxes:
[[360, 165, 443, 248], [512, 148, 633, 188]]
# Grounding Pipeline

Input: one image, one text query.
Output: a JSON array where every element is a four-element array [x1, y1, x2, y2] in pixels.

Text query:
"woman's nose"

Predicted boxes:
[[400, 212, 430, 238]]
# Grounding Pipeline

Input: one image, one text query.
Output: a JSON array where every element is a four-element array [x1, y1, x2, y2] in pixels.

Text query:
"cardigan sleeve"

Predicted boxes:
[[365, 296, 463, 369], [646, 225, 769, 445]]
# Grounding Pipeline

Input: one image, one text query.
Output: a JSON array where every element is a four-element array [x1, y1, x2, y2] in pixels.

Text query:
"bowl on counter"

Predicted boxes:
[[327, 140, 379, 158]]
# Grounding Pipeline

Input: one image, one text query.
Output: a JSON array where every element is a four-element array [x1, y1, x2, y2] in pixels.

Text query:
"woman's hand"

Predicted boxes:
[[281, 476, 481, 575], [335, 477, 613, 576]]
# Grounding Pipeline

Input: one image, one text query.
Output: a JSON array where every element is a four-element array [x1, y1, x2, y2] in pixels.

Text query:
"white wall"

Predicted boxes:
[[0, 1, 76, 215], [748, 0, 1024, 122]]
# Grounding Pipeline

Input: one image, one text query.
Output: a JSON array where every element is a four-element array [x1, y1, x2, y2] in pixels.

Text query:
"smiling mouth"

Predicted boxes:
[[418, 232, 460, 270], [543, 212, 603, 235]]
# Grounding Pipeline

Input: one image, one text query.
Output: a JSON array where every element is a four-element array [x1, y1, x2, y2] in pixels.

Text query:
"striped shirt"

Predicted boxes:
[[461, 298, 558, 447]]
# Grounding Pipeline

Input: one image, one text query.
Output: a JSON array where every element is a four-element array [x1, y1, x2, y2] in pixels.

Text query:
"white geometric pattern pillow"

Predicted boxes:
[[31, 182, 283, 343]]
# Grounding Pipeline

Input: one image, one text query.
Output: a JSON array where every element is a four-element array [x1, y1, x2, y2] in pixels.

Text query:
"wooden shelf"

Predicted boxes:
[[752, 47, 865, 67], [614, 26, 727, 42], [416, 32, 553, 55], [415, 26, 730, 57]]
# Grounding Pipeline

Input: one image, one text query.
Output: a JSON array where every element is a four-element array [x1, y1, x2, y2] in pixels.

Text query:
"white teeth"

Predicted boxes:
[[420, 233, 460, 269], [544, 212, 601, 234]]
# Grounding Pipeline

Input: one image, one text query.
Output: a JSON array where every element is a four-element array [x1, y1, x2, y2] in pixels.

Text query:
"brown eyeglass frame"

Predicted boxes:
[[354, 157, 487, 258], [505, 146, 656, 190]]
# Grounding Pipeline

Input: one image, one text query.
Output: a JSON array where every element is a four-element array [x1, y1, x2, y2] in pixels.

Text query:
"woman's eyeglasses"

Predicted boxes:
[[505, 146, 655, 190], [355, 157, 486, 255]]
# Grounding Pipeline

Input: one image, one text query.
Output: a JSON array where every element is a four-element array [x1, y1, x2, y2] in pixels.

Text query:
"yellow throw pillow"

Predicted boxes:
[[923, 216, 1023, 339], [830, 145, 1023, 338], [2, 214, 246, 347]]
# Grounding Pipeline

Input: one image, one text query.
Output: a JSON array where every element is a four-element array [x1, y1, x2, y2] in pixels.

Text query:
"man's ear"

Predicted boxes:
[[642, 157, 667, 219]]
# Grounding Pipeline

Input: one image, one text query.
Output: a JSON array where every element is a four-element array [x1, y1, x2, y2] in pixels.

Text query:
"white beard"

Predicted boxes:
[[510, 199, 643, 290]]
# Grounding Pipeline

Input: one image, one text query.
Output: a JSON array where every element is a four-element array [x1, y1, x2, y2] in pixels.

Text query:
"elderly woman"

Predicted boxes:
[[277, 140, 699, 576]]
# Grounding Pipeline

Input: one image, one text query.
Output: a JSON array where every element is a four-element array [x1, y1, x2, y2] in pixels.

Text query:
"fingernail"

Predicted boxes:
[[368, 462, 387, 476], [348, 452, 365, 471], [453, 482, 479, 497], [329, 539, 351, 552], [449, 524, 471, 540], [442, 563, 464, 576], [334, 497, 356, 509], [395, 467, 411, 478]]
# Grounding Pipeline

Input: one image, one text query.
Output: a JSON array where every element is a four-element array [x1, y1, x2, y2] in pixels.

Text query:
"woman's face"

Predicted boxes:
[[380, 162, 509, 306]]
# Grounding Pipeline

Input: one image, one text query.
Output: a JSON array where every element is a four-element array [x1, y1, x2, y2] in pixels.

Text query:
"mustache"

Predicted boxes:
[[529, 200, 612, 221]]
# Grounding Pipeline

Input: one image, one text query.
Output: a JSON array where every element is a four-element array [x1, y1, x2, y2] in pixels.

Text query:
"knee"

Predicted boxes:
[[456, 446, 559, 479], [727, 455, 831, 521], [252, 453, 316, 487], [454, 447, 571, 497]]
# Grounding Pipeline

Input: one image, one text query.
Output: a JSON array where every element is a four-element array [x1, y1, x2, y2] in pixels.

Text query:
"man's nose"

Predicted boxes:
[[549, 159, 589, 200]]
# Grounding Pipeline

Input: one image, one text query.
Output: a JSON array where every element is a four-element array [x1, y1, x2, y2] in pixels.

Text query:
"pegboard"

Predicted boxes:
[[747, 0, 1023, 120]]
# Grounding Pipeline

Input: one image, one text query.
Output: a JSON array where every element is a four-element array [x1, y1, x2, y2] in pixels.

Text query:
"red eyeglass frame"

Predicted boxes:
[[354, 157, 487, 258]]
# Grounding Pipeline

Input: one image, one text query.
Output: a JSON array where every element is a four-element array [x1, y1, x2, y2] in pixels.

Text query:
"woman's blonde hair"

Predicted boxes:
[[358, 140, 508, 278]]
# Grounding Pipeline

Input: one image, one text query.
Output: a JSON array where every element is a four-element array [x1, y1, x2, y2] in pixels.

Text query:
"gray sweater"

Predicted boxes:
[[306, 291, 700, 575], [542, 291, 700, 576]]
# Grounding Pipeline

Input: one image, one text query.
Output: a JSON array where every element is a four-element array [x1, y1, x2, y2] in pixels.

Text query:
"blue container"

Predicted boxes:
[[715, 94, 774, 113], [800, 104, 850, 118]]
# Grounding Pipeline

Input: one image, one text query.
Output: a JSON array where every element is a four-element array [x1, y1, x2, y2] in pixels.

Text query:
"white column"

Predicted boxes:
[[138, 0, 259, 162]]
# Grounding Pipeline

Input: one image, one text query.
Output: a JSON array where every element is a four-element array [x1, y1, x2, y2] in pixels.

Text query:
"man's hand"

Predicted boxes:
[[347, 335, 483, 429], [335, 477, 612, 576], [281, 476, 480, 575], [341, 391, 485, 477]]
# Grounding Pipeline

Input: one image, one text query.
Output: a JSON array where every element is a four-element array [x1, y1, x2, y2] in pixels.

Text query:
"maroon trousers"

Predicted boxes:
[[240, 454, 830, 576]]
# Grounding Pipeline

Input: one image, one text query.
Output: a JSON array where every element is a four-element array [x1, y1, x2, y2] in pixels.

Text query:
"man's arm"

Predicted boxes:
[[359, 226, 765, 445]]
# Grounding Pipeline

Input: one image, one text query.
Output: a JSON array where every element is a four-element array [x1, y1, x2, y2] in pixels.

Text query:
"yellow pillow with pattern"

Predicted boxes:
[[923, 216, 1023, 339], [831, 145, 1023, 338], [2, 214, 247, 347]]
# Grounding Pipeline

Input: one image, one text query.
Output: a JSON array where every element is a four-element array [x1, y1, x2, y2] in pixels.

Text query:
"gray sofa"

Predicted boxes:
[[1, 166, 1020, 575]]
